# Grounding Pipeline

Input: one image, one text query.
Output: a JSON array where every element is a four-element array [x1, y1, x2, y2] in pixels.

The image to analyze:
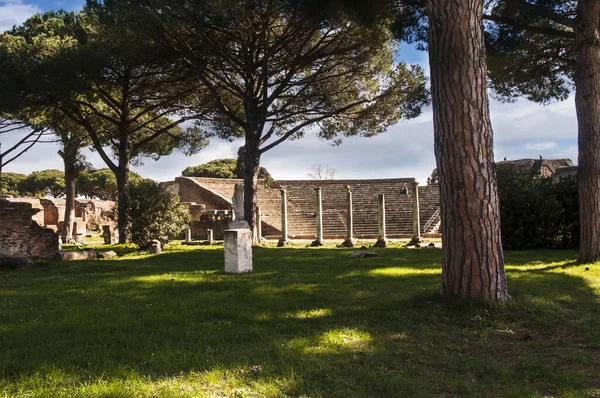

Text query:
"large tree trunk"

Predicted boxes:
[[243, 135, 261, 244], [61, 150, 77, 244], [576, 0, 600, 264], [426, 0, 509, 301]]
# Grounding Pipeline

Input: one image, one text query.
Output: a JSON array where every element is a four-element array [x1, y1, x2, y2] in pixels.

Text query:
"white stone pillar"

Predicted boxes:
[[342, 185, 355, 247], [374, 193, 387, 247], [256, 206, 262, 243], [186, 225, 192, 242], [207, 229, 214, 244], [224, 229, 253, 273], [311, 187, 324, 246], [412, 181, 422, 241], [278, 189, 289, 247]]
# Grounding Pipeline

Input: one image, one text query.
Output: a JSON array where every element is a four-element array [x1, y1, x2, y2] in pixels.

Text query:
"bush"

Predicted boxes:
[[125, 180, 191, 247], [497, 168, 579, 250], [182, 154, 273, 186]]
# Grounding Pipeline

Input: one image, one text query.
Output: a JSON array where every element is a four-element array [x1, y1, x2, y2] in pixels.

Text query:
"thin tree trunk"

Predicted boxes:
[[0, 157, 3, 196], [116, 142, 131, 244], [243, 136, 261, 244], [62, 151, 77, 243], [426, 0, 509, 301], [116, 168, 130, 244], [576, 0, 600, 264]]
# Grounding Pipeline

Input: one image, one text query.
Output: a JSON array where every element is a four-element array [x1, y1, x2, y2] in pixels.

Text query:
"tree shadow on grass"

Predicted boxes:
[[0, 248, 598, 397]]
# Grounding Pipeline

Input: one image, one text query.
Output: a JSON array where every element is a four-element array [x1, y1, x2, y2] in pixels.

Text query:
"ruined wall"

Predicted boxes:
[[160, 180, 180, 196], [178, 177, 233, 210], [0, 200, 60, 261], [40, 198, 66, 227], [76, 199, 116, 230], [6, 198, 45, 226], [173, 176, 441, 240]]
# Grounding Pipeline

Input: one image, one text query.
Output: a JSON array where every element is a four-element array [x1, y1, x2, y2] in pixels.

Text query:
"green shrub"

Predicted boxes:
[[126, 180, 191, 248], [497, 168, 579, 250]]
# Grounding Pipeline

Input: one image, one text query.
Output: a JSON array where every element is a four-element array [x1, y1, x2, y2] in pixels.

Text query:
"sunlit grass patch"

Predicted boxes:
[[369, 267, 441, 277], [291, 328, 374, 355], [284, 307, 332, 319], [0, 246, 598, 397]]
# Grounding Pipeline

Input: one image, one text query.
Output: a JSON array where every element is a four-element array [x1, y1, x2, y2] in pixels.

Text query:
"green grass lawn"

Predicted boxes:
[[0, 244, 599, 397]]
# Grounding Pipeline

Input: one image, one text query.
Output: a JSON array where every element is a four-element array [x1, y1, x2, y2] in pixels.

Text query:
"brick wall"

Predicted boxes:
[[0, 200, 61, 262], [173, 177, 440, 240]]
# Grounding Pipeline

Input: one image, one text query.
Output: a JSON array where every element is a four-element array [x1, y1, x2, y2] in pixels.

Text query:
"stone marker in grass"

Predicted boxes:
[[224, 184, 253, 273]]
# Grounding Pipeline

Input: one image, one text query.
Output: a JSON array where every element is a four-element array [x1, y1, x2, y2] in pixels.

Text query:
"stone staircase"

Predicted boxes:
[[418, 184, 441, 235], [273, 179, 416, 239], [175, 177, 440, 240]]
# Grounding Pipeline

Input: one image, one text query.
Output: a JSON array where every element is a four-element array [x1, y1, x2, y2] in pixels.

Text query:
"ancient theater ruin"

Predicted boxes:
[[162, 176, 442, 243]]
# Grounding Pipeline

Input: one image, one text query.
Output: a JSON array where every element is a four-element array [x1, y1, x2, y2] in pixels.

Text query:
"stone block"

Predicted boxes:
[[59, 250, 97, 261], [102, 225, 113, 245], [97, 250, 117, 259], [148, 240, 162, 254], [224, 229, 253, 273]]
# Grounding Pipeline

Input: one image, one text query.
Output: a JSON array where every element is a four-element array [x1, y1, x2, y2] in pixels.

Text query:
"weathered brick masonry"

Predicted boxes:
[[170, 177, 441, 240], [0, 200, 61, 262]]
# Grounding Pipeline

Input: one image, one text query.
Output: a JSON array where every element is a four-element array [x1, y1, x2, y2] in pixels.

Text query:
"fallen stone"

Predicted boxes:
[[348, 251, 379, 259], [148, 239, 162, 254], [59, 250, 97, 261], [97, 250, 117, 259], [348, 251, 365, 258]]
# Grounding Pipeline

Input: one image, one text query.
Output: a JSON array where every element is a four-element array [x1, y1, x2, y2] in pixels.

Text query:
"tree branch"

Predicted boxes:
[[484, 13, 575, 39]]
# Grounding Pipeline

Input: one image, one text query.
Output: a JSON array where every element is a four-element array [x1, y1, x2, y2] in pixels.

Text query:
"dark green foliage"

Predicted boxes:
[[497, 167, 578, 250], [484, 0, 576, 104], [125, 179, 191, 247], [0, 172, 26, 196], [77, 168, 143, 200], [19, 169, 65, 198], [182, 154, 273, 184], [182, 159, 237, 179]]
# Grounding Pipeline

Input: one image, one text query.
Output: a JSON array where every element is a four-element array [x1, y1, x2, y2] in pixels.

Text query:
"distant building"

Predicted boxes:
[[495, 158, 574, 178]]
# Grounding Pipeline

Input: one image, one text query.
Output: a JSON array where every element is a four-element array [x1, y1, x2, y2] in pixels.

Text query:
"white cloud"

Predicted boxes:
[[0, 0, 41, 33], [525, 142, 558, 151]]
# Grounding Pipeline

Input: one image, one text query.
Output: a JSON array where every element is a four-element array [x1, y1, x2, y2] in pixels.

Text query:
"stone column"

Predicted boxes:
[[374, 193, 387, 247], [102, 225, 113, 245], [412, 181, 422, 243], [224, 229, 253, 273], [311, 187, 324, 246], [207, 229, 214, 244], [185, 225, 192, 243], [256, 206, 262, 244], [278, 189, 289, 247], [342, 185, 355, 247]]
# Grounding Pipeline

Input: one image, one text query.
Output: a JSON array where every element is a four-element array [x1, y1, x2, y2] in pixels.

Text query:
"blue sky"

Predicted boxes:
[[0, 0, 578, 184]]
